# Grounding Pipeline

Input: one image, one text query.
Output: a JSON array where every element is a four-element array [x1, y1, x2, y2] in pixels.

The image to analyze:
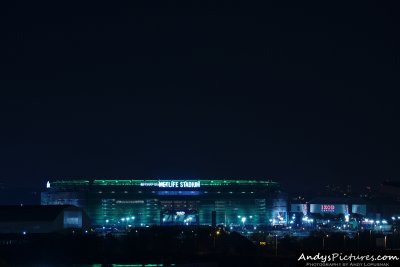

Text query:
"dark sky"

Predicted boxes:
[[0, 1, 399, 195]]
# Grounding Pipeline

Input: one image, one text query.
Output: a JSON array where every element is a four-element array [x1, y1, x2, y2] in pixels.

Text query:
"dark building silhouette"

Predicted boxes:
[[0, 205, 90, 234]]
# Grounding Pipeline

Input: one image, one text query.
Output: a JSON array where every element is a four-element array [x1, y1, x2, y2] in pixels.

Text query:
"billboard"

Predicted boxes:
[[352, 204, 367, 215], [310, 204, 348, 215], [63, 210, 83, 228]]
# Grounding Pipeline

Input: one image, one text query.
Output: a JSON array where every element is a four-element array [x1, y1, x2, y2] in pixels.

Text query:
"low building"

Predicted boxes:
[[0, 205, 90, 234]]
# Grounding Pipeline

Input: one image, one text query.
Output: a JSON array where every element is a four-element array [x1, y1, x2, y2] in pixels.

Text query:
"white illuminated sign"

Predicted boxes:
[[158, 181, 200, 188]]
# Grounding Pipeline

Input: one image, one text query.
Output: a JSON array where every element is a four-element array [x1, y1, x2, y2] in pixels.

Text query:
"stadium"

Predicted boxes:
[[41, 179, 287, 227]]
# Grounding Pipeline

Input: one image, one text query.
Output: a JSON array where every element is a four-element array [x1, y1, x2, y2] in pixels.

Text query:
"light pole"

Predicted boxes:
[[357, 232, 360, 250], [214, 230, 220, 249], [323, 235, 329, 249], [384, 235, 387, 250], [343, 235, 346, 249], [275, 234, 278, 256], [369, 230, 372, 248]]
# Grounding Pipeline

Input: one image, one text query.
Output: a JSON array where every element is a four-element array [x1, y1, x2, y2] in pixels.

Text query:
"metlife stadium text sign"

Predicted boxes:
[[139, 180, 201, 188], [158, 181, 201, 188]]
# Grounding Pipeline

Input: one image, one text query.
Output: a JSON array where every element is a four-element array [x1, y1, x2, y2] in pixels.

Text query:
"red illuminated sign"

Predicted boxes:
[[321, 204, 335, 212]]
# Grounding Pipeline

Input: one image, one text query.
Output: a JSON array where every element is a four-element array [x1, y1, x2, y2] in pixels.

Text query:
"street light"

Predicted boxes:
[[369, 230, 372, 248], [343, 235, 346, 249], [213, 230, 220, 249], [323, 235, 329, 249], [384, 235, 387, 250], [275, 235, 278, 256]]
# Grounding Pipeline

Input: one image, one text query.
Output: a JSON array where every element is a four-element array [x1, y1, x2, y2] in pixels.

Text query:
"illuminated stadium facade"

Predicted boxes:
[[41, 179, 288, 227]]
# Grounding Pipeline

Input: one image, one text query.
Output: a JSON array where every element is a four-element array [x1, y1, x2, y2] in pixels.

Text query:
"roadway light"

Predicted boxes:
[[241, 217, 246, 223]]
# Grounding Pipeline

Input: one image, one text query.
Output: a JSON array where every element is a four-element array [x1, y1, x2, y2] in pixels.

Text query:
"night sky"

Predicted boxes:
[[0, 1, 399, 198]]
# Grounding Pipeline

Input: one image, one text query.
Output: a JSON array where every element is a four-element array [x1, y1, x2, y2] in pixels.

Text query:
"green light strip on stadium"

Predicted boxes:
[[51, 180, 90, 185], [49, 179, 279, 187], [91, 179, 278, 186]]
